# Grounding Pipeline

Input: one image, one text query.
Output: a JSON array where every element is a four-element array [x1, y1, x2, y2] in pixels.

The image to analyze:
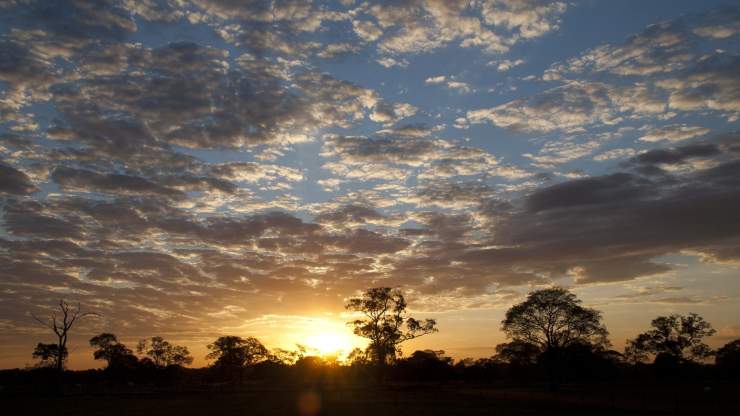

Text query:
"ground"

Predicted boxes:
[[5, 383, 738, 416]]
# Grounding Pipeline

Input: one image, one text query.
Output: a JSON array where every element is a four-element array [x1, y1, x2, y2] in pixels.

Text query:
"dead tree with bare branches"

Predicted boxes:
[[32, 300, 97, 372]]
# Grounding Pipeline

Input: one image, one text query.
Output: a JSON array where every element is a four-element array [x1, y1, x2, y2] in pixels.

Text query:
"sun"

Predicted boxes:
[[304, 331, 355, 357]]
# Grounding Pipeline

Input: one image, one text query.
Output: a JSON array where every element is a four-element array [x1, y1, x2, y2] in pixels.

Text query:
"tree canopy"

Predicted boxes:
[[501, 287, 609, 352], [89, 333, 137, 370], [624, 313, 716, 363], [206, 336, 269, 369], [715, 339, 740, 376], [137, 336, 193, 368], [32, 343, 67, 369], [345, 287, 437, 364], [493, 340, 542, 366]]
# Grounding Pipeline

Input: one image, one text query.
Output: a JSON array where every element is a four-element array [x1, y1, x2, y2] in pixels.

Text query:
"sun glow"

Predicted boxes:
[[268, 316, 365, 360], [304, 331, 355, 357]]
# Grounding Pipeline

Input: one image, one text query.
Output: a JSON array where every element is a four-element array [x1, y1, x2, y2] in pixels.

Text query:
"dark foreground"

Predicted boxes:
[[4, 383, 739, 416]]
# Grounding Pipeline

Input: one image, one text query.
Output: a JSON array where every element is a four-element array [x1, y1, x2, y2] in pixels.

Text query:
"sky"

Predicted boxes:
[[1, 0, 740, 370]]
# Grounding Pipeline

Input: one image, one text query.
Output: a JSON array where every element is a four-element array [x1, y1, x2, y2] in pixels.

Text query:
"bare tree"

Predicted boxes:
[[32, 300, 97, 372]]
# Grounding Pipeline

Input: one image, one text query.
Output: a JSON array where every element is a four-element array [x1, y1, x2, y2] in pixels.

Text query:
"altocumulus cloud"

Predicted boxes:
[[0, 1, 740, 362]]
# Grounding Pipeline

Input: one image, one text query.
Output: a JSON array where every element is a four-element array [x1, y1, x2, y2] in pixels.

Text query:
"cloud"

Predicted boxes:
[[369, 102, 417, 125], [409, 181, 496, 209], [316, 43, 361, 59], [0, 38, 60, 109], [51, 42, 317, 150], [657, 54, 740, 117], [376, 57, 409, 68], [0, 160, 36, 195], [639, 124, 711, 142], [2, 199, 85, 239], [11, 37, 406, 167], [425, 75, 447, 84], [321, 135, 440, 168], [467, 81, 664, 132], [551, 8, 740, 77], [593, 148, 638, 162], [491, 137, 740, 283], [0, 28, 415, 221], [529, 7, 740, 129], [692, 7, 740, 39], [492, 58, 525, 72], [446, 81, 472, 94], [209, 162, 304, 183], [320, 134, 527, 182], [479, 0, 567, 39], [2, 0, 739, 358], [467, 81, 613, 132], [360, 0, 566, 58], [555, 20, 694, 76], [524, 137, 603, 167], [375, 123, 437, 138], [382, 134, 740, 291], [353, 19, 383, 42], [51, 166, 186, 199], [627, 141, 725, 175], [426, 76, 473, 93], [313, 204, 404, 229], [3, 131, 740, 341]]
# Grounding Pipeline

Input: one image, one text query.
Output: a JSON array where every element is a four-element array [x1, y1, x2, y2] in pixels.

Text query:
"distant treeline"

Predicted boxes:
[[8, 287, 740, 393]]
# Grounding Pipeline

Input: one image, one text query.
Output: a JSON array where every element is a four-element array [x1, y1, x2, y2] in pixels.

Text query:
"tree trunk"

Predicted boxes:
[[56, 335, 65, 373]]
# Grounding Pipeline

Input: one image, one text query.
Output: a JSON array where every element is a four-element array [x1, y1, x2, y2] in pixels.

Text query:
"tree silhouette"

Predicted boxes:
[[624, 313, 715, 364], [137, 336, 193, 368], [397, 350, 454, 381], [345, 287, 437, 365], [502, 287, 609, 351], [501, 287, 609, 389], [207, 336, 269, 383], [89, 333, 137, 371], [346, 347, 370, 366], [207, 336, 269, 367], [715, 339, 740, 378], [32, 300, 97, 372], [32, 342, 67, 369], [269, 344, 306, 365], [493, 340, 541, 366]]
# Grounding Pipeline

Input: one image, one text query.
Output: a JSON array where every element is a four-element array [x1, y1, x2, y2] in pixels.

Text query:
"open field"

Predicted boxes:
[[4, 383, 739, 416]]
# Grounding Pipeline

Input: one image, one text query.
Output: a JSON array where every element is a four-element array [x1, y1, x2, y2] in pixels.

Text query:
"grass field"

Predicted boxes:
[[5, 383, 738, 416]]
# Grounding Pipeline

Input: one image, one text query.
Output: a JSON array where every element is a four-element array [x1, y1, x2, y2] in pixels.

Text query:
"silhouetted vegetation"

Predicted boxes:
[[31, 343, 67, 369], [345, 287, 437, 365], [6, 290, 739, 415], [715, 339, 740, 379], [624, 313, 716, 365], [501, 287, 610, 389], [31, 300, 96, 372], [137, 336, 193, 368], [206, 336, 270, 384], [89, 333, 139, 374]]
